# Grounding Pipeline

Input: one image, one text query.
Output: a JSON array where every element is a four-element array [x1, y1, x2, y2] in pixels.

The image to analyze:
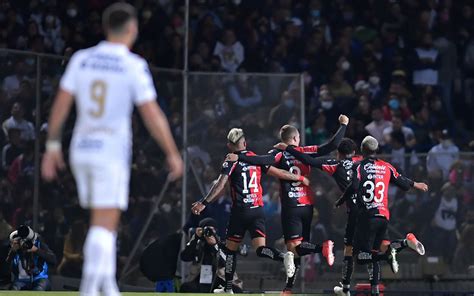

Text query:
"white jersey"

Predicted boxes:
[[60, 41, 156, 165]]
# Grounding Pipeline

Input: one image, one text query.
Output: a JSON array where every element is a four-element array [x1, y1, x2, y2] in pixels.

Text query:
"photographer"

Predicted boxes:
[[6, 225, 56, 291], [180, 218, 242, 293]]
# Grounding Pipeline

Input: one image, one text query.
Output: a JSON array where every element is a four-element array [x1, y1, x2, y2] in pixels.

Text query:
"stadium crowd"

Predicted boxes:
[[0, 0, 473, 285]]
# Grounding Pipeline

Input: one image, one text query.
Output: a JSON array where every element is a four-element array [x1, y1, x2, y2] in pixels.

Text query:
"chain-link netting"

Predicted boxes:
[[0, 50, 473, 293]]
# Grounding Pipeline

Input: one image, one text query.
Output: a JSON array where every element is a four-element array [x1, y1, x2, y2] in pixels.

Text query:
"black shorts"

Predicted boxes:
[[344, 208, 359, 246], [281, 205, 313, 242], [354, 215, 389, 253], [226, 207, 266, 242]]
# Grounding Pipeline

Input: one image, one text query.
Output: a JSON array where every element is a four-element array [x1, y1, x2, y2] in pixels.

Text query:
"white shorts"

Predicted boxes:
[[70, 160, 130, 210]]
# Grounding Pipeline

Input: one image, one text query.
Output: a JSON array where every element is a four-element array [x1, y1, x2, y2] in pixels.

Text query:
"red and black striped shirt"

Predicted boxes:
[[221, 150, 266, 208]]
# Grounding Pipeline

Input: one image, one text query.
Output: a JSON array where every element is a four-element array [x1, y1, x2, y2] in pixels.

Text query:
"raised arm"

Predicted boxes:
[[266, 166, 310, 186], [316, 115, 348, 156], [138, 102, 183, 180], [191, 173, 229, 215]]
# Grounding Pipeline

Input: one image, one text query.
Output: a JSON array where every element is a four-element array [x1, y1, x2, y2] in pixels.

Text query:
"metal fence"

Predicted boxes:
[[0, 49, 473, 292]]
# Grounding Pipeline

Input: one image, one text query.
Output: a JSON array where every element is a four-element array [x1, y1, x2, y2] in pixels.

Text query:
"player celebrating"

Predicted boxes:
[[283, 138, 427, 295], [191, 128, 310, 294], [341, 136, 428, 296], [41, 4, 183, 296], [275, 138, 361, 295], [226, 115, 349, 293]]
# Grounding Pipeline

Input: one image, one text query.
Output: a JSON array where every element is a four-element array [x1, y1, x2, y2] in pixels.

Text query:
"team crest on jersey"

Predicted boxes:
[[342, 159, 353, 170], [222, 162, 229, 168]]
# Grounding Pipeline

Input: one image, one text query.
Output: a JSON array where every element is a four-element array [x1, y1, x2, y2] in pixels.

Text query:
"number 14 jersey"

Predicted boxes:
[[221, 150, 266, 208]]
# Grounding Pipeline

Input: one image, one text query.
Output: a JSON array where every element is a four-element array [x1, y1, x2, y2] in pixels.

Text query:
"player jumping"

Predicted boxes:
[[340, 136, 428, 296], [279, 138, 426, 295], [41, 4, 183, 296], [275, 138, 361, 295], [191, 128, 310, 294], [226, 115, 349, 293]]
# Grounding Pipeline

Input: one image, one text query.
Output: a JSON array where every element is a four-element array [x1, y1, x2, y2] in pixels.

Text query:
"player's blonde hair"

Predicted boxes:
[[227, 128, 245, 144], [361, 135, 378, 155]]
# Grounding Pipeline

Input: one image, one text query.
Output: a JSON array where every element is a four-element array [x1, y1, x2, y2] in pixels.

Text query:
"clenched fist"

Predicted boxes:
[[338, 114, 349, 125]]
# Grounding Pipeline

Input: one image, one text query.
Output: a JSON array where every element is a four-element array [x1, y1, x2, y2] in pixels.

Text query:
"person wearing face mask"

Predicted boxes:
[[269, 91, 297, 132], [318, 85, 341, 131], [427, 129, 460, 180], [368, 75, 382, 103]]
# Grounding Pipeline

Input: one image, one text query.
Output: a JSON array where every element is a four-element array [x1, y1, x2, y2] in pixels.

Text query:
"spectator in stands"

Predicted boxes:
[[353, 95, 372, 126], [57, 220, 87, 278], [389, 70, 413, 104], [213, 29, 244, 73], [365, 107, 392, 148], [227, 74, 262, 109], [429, 182, 459, 263], [383, 115, 416, 150], [388, 131, 408, 173], [433, 27, 457, 120], [453, 224, 474, 274], [2, 102, 35, 141], [2, 61, 29, 99], [327, 69, 354, 112], [304, 109, 328, 146], [407, 106, 434, 152], [318, 85, 340, 131], [412, 32, 440, 86], [427, 129, 460, 180], [1, 128, 23, 174], [7, 141, 34, 187], [268, 91, 296, 132]]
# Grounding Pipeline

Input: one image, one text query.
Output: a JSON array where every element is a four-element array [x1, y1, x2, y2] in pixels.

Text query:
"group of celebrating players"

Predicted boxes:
[[191, 115, 429, 296], [39, 2, 429, 295]]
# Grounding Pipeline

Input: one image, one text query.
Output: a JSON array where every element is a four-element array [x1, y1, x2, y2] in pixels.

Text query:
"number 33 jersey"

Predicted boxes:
[[350, 157, 414, 220], [221, 150, 267, 208], [60, 41, 157, 164], [269, 147, 316, 208]]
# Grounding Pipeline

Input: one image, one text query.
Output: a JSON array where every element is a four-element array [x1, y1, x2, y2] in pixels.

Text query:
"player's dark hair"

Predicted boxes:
[[280, 125, 299, 142], [102, 3, 137, 35], [337, 138, 357, 156]]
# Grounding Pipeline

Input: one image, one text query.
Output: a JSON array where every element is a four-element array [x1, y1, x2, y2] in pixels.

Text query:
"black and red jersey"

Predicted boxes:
[[268, 145, 319, 208], [343, 157, 414, 220], [221, 150, 266, 209], [285, 145, 362, 209]]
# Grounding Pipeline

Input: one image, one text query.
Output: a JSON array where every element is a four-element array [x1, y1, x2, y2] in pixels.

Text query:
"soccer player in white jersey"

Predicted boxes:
[[41, 3, 183, 296]]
